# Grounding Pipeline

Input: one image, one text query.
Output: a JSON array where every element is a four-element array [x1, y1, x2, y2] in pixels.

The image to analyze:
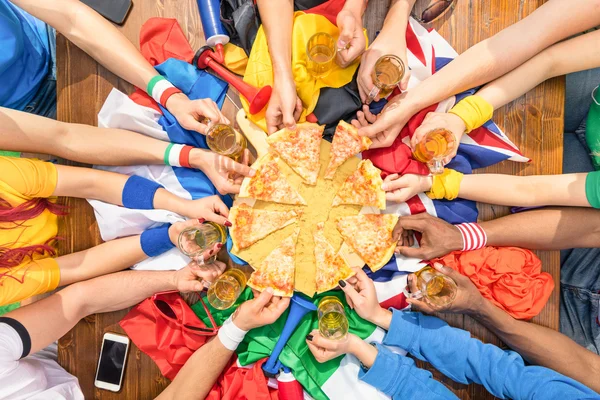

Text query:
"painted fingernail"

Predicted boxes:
[[225, 220, 232, 227], [216, 243, 223, 249], [306, 334, 313, 341], [338, 280, 347, 287], [198, 218, 205, 223]]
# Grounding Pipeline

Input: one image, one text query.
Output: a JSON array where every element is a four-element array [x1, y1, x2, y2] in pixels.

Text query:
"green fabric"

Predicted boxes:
[[0, 150, 20, 157], [193, 290, 376, 400], [0, 302, 20, 316], [586, 92, 600, 170], [586, 171, 600, 208]]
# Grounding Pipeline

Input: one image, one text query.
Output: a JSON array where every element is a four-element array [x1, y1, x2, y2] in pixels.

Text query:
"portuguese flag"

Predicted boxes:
[[192, 290, 404, 400]]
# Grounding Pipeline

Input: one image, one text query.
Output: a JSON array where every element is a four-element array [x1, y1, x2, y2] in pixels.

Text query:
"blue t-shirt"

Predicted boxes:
[[0, 0, 50, 110]]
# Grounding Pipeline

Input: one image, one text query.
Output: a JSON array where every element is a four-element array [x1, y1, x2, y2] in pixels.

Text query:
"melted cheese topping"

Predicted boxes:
[[231, 205, 297, 250], [325, 122, 371, 179], [245, 159, 306, 205], [337, 214, 397, 269], [248, 230, 298, 296], [333, 159, 384, 208]]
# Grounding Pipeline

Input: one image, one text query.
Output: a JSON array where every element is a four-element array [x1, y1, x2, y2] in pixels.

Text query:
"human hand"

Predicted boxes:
[[336, 9, 366, 68], [265, 74, 303, 135], [192, 148, 255, 194], [406, 262, 485, 315], [181, 195, 231, 226], [358, 93, 414, 149], [171, 262, 225, 292], [306, 331, 359, 363], [165, 93, 229, 134], [169, 219, 225, 265], [392, 213, 463, 259], [410, 112, 465, 164], [382, 173, 433, 203], [232, 288, 291, 330], [340, 267, 392, 329]]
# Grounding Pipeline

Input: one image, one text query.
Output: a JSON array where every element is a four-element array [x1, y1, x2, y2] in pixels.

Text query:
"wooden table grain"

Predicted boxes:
[[57, 1, 562, 399]]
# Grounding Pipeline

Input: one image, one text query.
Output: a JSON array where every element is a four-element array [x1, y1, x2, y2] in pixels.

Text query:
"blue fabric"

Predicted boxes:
[[373, 310, 600, 399], [140, 224, 175, 257], [122, 175, 163, 210], [0, 0, 50, 110]]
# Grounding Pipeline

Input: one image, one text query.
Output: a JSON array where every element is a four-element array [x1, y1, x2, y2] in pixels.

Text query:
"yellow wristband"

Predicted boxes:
[[448, 95, 494, 133], [426, 169, 464, 200]]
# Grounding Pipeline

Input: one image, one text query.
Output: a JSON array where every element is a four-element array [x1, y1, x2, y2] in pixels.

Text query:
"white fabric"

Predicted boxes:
[[217, 316, 248, 351], [0, 323, 83, 400]]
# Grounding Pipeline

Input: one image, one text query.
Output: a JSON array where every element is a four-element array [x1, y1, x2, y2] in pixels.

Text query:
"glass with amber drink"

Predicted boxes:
[[414, 265, 458, 307], [206, 123, 247, 161], [207, 268, 247, 310], [317, 296, 349, 340], [366, 55, 405, 105], [412, 128, 457, 175], [306, 32, 336, 78]]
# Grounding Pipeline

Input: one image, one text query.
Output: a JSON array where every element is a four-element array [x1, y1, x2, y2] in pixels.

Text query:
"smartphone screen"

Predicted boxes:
[[96, 339, 127, 385]]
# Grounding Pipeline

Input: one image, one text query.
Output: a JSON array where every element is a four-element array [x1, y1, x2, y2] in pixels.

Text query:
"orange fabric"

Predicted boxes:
[[434, 247, 554, 320], [139, 18, 195, 66], [207, 358, 279, 400]]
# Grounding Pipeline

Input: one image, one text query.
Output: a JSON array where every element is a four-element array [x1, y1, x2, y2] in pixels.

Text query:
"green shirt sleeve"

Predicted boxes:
[[585, 171, 600, 208]]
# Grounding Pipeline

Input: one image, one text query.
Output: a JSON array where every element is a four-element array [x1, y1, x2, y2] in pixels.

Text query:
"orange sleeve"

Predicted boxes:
[[0, 157, 58, 200], [0, 258, 61, 306]]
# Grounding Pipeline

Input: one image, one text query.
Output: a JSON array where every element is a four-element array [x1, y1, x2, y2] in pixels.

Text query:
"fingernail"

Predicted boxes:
[[249, 169, 256, 177], [306, 334, 313, 341], [408, 275, 413, 284], [338, 280, 347, 287], [266, 287, 274, 294], [198, 218, 205, 223], [216, 243, 223, 249], [225, 221, 232, 227], [381, 184, 388, 191]]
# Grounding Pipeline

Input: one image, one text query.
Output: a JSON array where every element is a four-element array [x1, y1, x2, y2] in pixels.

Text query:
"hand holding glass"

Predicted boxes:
[[177, 222, 227, 263], [206, 124, 247, 161], [306, 32, 337, 78], [207, 268, 247, 310], [318, 296, 349, 340], [366, 55, 405, 105], [413, 265, 458, 307], [412, 128, 457, 175]]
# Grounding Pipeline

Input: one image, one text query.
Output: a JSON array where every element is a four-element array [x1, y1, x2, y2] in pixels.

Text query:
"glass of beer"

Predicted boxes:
[[412, 128, 457, 175], [306, 32, 336, 78], [178, 222, 227, 262], [317, 296, 349, 340], [414, 265, 458, 307], [366, 55, 405, 105], [207, 268, 247, 310], [206, 123, 247, 161]]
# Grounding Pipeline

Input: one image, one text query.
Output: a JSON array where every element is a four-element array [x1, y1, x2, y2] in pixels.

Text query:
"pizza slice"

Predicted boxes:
[[336, 213, 399, 272], [324, 120, 372, 179], [332, 159, 386, 209], [239, 154, 307, 205], [229, 204, 299, 252], [266, 123, 323, 185], [247, 228, 299, 297], [313, 222, 355, 293]]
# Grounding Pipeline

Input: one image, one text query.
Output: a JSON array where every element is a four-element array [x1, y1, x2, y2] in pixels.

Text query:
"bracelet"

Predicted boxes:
[[140, 224, 175, 257], [217, 316, 248, 351], [455, 223, 487, 251], [164, 143, 194, 168], [448, 95, 494, 133], [122, 175, 163, 210], [147, 75, 182, 107]]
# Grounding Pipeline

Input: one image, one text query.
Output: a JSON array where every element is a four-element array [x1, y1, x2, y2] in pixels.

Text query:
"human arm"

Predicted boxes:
[[335, 0, 367, 68], [256, 0, 303, 134]]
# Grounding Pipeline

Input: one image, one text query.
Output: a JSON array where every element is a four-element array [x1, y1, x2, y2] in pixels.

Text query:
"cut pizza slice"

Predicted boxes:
[[336, 213, 399, 272], [266, 123, 323, 185], [313, 222, 355, 293], [324, 120, 372, 180], [332, 159, 386, 209], [239, 154, 307, 205], [229, 204, 299, 252], [247, 228, 299, 297]]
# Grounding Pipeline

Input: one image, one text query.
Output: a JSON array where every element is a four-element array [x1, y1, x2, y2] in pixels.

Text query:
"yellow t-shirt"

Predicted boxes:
[[0, 156, 61, 306]]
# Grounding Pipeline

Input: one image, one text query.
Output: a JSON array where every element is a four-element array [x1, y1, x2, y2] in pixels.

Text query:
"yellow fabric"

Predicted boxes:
[[0, 258, 60, 306], [448, 95, 494, 133], [242, 12, 367, 132], [426, 168, 464, 200], [223, 43, 249, 76], [0, 156, 60, 304]]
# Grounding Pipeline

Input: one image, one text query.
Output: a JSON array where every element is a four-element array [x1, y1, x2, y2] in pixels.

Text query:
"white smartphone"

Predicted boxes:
[[94, 332, 130, 392]]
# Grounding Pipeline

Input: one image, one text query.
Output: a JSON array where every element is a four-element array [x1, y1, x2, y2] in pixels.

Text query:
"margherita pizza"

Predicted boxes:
[[266, 123, 323, 185], [336, 213, 399, 272], [229, 204, 299, 252], [239, 154, 307, 205], [324, 121, 372, 179], [247, 228, 299, 297], [313, 222, 355, 293], [332, 159, 386, 209]]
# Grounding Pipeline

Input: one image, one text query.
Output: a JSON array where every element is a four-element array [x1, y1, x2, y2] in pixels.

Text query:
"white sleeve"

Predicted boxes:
[[0, 321, 25, 376]]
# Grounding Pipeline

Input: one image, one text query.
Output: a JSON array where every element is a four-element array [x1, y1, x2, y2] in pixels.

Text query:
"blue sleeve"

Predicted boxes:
[[358, 345, 457, 400], [383, 310, 600, 400]]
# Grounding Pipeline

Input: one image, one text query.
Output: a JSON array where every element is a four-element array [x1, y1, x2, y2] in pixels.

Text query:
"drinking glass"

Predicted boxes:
[[317, 296, 349, 340], [412, 128, 457, 175], [206, 268, 247, 310], [306, 32, 336, 78], [206, 123, 247, 160], [177, 222, 227, 262], [414, 265, 458, 307], [366, 55, 405, 105]]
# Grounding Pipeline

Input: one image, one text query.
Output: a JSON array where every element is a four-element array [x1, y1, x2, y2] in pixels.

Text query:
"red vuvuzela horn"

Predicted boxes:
[[194, 46, 272, 115]]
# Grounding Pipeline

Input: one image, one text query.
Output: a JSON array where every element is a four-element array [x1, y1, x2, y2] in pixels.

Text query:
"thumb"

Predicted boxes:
[[202, 210, 228, 226], [226, 158, 256, 177], [432, 262, 458, 278], [358, 112, 394, 138], [382, 175, 410, 191], [337, 16, 354, 48], [254, 287, 274, 309], [339, 279, 362, 304]]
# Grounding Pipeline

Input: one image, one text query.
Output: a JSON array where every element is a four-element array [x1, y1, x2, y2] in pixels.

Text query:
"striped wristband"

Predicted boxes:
[[455, 223, 487, 251], [164, 143, 194, 168], [147, 75, 182, 107]]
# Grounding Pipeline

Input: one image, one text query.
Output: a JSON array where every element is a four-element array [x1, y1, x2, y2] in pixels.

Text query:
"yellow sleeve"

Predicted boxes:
[[0, 157, 58, 200], [0, 258, 61, 306]]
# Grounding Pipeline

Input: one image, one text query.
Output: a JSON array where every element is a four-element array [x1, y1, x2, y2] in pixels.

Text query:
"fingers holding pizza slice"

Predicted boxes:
[[324, 121, 372, 180], [332, 159, 386, 209], [313, 222, 355, 294]]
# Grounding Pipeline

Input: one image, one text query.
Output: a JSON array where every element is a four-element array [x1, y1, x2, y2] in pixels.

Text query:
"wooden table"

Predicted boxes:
[[56, 0, 563, 399]]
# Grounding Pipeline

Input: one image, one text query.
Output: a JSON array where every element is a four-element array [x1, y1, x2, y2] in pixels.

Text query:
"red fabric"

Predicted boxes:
[[304, 0, 346, 26], [160, 87, 182, 107], [119, 291, 218, 380], [140, 18, 195, 66], [207, 358, 279, 400], [380, 292, 409, 311], [434, 247, 555, 320]]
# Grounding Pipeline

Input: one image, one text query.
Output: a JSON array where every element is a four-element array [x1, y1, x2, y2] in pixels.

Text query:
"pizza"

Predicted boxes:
[[324, 121, 372, 179], [247, 228, 299, 297], [332, 159, 386, 209], [266, 123, 323, 185], [229, 204, 299, 252], [239, 154, 307, 205], [313, 222, 355, 293], [336, 213, 399, 272]]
